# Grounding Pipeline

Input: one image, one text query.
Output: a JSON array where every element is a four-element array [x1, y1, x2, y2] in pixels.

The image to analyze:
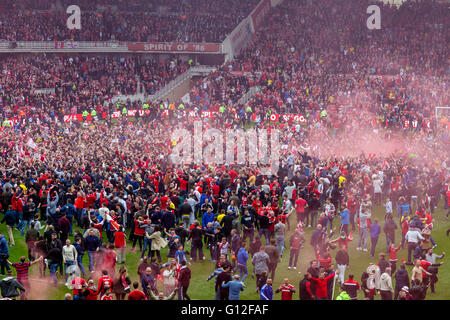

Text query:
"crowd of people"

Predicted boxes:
[[0, 109, 448, 300], [0, 0, 258, 42], [0, 54, 192, 123], [0, 0, 449, 301]]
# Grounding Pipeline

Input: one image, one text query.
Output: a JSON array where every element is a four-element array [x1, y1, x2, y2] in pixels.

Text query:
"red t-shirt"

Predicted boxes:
[[295, 198, 307, 213], [160, 196, 169, 210], [114, 231, 126, 248], [278, 284, 295, 300], [134, 219, 145, 236], [71, 277, 87, 296], [84, 288, 98, 300], [98, 275, 114, 293], [252, 200, 262, 212], [128, 290, 147, 300], [100, 293, 114, 300], [74, 196, 85, 210], [212, 184, 220, 196], [420, 260, 432, 278], [178, 178, 188, 191], [311, 273, 335, 298]]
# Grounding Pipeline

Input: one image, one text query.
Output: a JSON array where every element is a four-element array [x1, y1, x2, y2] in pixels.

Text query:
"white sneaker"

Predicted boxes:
[[356, 247, 361, 251], [293, 267, 297, 270], [308, 225, 312, 228], [288, 266, 291, 270], [363, 248, 368, 252]]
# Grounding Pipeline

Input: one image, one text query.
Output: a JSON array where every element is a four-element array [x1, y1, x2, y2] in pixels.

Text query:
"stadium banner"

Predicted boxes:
[[250, 0, 272, 33], [62, 110, 307, 123], [126, 42, 221, 53]]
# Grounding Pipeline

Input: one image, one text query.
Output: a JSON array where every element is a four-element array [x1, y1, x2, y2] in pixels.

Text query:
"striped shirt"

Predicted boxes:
[[12, 262, 31, 281]]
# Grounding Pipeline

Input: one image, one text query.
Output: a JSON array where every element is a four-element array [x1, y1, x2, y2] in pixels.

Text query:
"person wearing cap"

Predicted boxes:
[[398, 286, 413, 300]]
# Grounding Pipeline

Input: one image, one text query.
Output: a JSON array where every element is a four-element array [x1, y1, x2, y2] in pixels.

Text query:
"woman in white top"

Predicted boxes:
[[162, 261, 177, 296], [373, 177, 382, 205]]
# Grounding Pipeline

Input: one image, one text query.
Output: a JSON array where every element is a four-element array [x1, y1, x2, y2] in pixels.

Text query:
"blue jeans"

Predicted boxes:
[[88, 251, 96, 272], [19, 219, 30, 236], [49, 262, 59, 286], [15, 211, 22, 228], [77, 253, 86, 275], [259, 228, 269, 245], [64, 260, 75, 282], [141, 238, 152, 258], [238, 264, 248, 282], [386, 234, 395, 253], [358, 228, 368, 250], [276, 237, 285, 255], [75, 209, 83, 227], [371, 237, 378, 258], [327, 216, 334, 233]]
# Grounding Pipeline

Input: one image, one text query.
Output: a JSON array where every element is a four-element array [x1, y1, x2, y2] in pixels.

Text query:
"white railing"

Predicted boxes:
[[110, 65, 216, 104], [148, 65, 216, 102], [237, 86, 259, 105]]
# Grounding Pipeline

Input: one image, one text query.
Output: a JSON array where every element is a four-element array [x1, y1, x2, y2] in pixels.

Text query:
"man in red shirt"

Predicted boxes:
[[100, 288, 114, 300], [8, 255, 42, 300], [128, 281, 147, 300], [71, 275, 87, 300], [177, 176, 188, 198], [97, 269, 114, 296], [343, 274, 360, 300], [252, 196, 262, 213], [212, 181, 220, 197], [295, 196, 308, 225], [160, 194, 170, 210], [114, 226, 127, 264], [310, 269, 337, 300], [83, 279, 98, 300], [420, 259, 443, 294], [275, 278, 296, 300]]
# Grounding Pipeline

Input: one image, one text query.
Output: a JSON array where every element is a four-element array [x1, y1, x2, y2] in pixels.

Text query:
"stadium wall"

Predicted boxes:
[[222, 0, 284, 61]]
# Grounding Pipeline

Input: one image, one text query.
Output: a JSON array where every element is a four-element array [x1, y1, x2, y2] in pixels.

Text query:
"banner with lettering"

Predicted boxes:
[[126, 42, 221, 53]]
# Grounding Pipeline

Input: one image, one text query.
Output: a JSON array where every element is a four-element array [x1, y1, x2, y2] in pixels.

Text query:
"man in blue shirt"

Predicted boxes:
[[0, 232, 11, 275], [202, 207, 215, 229], [61, 199, 76, 236], [222, 274, 245, 300], [260, 278, 273, 300], [370, 219, 381, 258], [84, 230, 101, 272], [339, 205, 350, 236]]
